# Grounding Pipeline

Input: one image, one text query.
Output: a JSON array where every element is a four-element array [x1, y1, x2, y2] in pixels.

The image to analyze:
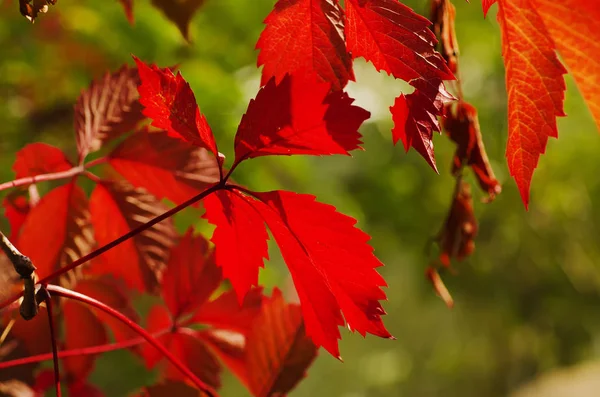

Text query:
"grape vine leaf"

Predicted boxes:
[[245, 288, 318, 397], [256, 0, 354, 91], [89, 181, 176, 292], [109, 128, 220, 204], [74, 65, 145, 162], [13, 143, 72, 179]]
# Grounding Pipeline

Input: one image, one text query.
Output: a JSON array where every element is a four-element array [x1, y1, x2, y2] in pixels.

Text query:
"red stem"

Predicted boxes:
[[43, 291, 62, 397], [0, 329, 170, 370], [0, 166, 83, 193], [84, 157, 108, 169], [46, 285, 217, 396]]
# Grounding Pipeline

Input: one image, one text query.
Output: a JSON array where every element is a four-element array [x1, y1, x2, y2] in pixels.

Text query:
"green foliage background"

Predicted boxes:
[[1, 0, 599, 396]]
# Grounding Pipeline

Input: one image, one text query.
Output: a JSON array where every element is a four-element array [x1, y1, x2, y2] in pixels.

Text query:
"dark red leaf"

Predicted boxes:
[[390, 81, 453, 172], [12, 143, 72, 179], [245, 288, 318, 397], [109, 128, 220, 204], [3, 192, 30, 241], [161, 230, 221, 320], [133, 57, 219, 160], [74, 65, 145, 161], [345, 0, 454, 86], [119, 0, 134, 24], [150, 0, 207, 41], [233, 74, 369, 167], [89, 182, 176, 292], [203, 190, 269, 302], [442, 102, 501, 199], [17, 183, 94, 283], [257, 0, 354, 91]]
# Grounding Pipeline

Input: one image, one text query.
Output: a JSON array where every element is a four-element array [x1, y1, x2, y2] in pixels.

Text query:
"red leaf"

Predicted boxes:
[[390, 82, 453, 172], [3, 192, 30, 241], [109, 128, 220, 204], [233, 74, 369, 167], [442, 102, 501, 199], [257, 0, 354, 91], [206, 188, 391, 357], [89, 182, 176, 292], [17, 183, 94, 283], [532, 0, 600, 132], [119, 0, 134, 24], [345, 0, 453, 85], [74, 65, 145, 161], [203, 190, 269, 302], [12, 143, 72, 179], [496, 0, 566, 208], [161, 230, 222, 320], [133, 57, 219, 161], [144, 306, 222, 388], [245, 288, 318, 397], [430, 0, 459, 74], [482, 0, 496, 17], [139, 380, 207, 397]]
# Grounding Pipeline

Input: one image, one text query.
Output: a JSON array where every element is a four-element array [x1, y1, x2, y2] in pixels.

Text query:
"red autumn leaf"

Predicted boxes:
[[245, 288, 318, 397], [202, 190, 269, 301], [205, 188, 391, 358], [17, 183, 94, 283], [436, 180, 477, 268], [442, 102, 501, 199], [74, 65, 145, 162], [89, 181, 176, 292], [12, 143, 72, 179], [532, 0, 600, 131], [256, 0, 354, 91], [133, 57, 220, 161], [143, 232, 262, 388], [233, 74, 369, 167], [109, 128, 220, 204], [5, 307, 52, 356], [150, 0, 207, 41], [344, 0, 453, 86], [495, 0, 566, 208], [118, 0, 134, 24], [482, 0, 496, 17], [390, 81, 453, 172]]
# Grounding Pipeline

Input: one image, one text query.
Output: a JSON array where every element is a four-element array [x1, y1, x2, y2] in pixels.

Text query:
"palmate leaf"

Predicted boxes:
[[89, 181, 176, 293], [256, 0, 354, 91], [12, 143, 72, 179], [74, 65, 145, 162]]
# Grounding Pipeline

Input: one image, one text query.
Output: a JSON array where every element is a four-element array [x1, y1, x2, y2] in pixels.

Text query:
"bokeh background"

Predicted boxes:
[[1, 0, 600, 396]]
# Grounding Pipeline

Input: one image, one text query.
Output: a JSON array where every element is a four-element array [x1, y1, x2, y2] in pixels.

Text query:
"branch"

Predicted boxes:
[[0, 231, 37, 320], [46, 285, 218, 397], [0, 166, 83, 193], [40, 288, 62, 397]]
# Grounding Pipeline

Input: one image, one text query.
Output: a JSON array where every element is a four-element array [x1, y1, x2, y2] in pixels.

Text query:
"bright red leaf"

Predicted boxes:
[[496, 0, 566, 208], [13, 143, 72, 179], [233, 74, 369, 167], [390, 81, 453, 172], [205, 188, 391, 358], [256, 0, 353, 91], [245, 288, 318, 397], [133, 57, 219, 161], [344, 0, 453, 86], [17, 183, 94, 283], [109, 128, 220, 204], [89, 181, 176, 292], [74, 65, 145, 162], [482, 0, 496, 17], [202, 190, 269, 302]]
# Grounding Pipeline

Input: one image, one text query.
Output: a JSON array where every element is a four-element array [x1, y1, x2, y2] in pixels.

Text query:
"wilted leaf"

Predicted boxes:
[[430, 0, 459, 74], [150, 0, 206, 41]]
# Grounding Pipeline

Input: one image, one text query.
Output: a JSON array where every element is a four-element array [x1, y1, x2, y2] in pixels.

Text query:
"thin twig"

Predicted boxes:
[[46, 284, 217, 397], [40, 288, 62, 397], [0, 166, 83, 193]]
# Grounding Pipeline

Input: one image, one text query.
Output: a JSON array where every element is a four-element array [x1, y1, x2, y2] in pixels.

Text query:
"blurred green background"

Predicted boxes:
[[1, 0, 600, 396]]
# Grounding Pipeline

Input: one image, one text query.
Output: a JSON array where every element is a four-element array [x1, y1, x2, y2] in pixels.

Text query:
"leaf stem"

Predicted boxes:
[[46, 285, 217, 397], [0, 329, 170, 370], [41, 288, 62, 397], [0, 166, 83, 193]]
